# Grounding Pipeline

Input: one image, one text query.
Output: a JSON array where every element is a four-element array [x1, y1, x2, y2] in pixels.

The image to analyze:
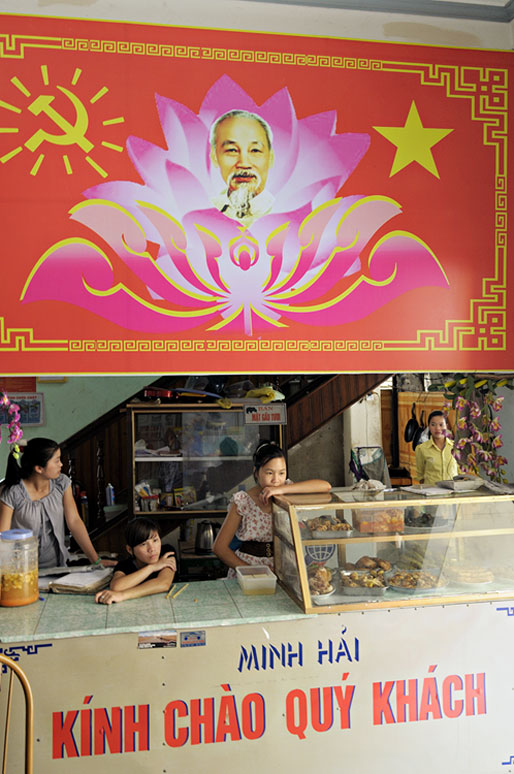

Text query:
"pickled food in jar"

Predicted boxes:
[[0, 569, 39, 607]]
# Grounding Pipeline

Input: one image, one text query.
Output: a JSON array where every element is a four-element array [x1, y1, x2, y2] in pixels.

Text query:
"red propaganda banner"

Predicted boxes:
[[0, 15, 511, 374]]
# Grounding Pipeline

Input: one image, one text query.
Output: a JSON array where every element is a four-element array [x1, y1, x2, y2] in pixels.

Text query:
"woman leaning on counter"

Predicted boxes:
[[415, 410, 459, 485], [214, 442, 331, 575], [0, 437, 115, 569]]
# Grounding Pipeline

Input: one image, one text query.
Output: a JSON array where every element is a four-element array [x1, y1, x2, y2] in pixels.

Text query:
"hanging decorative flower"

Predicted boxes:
[[0, 391, 23, 458], [429, 373, 513, 483]]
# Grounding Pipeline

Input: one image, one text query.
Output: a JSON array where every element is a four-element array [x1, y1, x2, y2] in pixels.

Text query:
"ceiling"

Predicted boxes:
[[241, 0, 514, 22]]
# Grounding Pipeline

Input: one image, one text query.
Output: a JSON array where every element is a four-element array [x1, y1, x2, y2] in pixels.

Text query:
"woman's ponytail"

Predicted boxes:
[[4, 450, 22, 489]]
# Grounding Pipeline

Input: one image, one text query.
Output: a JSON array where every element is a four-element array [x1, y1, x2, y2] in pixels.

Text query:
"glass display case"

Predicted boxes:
[[128, 403, 283, 517], [272, 488, 514, 613]]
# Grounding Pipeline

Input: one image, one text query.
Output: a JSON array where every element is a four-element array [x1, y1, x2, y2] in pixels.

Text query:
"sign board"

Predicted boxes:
[[1, 603, 514, 772], [244, 403, 287, 424], [0, 15, 512, 373]]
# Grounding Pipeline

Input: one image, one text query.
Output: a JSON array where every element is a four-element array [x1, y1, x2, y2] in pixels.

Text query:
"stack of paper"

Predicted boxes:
[[400, 485, 452, 496], [49, 567, 113, 594]]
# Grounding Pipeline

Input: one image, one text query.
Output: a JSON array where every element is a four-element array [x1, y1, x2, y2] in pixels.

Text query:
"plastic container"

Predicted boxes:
[[0, 529, 39, 607], [236, 565, 277, 595], [352, 508, 404, 533], [104, 504, 127, 521]]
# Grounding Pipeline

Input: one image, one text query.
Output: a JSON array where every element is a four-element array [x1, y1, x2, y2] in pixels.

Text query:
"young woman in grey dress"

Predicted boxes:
[[0, 438, 116, 569]]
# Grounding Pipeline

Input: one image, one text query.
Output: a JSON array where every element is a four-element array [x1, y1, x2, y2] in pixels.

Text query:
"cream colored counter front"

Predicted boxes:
[[2, 544, 514, 772]]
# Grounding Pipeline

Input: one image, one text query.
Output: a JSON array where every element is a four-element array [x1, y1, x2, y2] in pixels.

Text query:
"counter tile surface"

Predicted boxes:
[[0, 599, 45, 639], [1, 580, 309, 642]]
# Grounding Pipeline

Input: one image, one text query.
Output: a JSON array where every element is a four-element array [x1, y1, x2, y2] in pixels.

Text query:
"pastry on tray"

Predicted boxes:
[[305, 515, 352, 533], [308, 566, 334, 595]]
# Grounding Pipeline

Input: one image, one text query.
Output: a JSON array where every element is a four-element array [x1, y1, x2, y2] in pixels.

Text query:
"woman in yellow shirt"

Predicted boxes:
[[415, 411, 458, 485]]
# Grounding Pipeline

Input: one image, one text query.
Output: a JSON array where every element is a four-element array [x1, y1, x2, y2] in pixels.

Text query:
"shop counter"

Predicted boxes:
[[0, 579, 308, 643], [2, 514, 514, 773]]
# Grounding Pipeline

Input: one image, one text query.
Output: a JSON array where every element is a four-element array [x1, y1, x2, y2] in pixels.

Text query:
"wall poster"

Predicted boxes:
[[0, 14, 511, 374], [0, 391, 44, 425]]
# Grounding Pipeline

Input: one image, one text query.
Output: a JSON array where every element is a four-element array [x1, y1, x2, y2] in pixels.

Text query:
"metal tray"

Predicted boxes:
[[385, 569, 446, 594], [339, 569, 388, 596], [311, 588, 336, 605], [302, 520, 352, 539], [404, 521, 451, 534]]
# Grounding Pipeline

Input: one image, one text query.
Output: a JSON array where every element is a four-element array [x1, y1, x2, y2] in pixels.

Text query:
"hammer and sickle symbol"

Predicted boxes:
[[24, 85, 93, 153]]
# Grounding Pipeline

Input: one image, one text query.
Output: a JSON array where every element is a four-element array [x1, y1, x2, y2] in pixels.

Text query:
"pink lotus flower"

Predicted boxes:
[[21, 77, 450, 335]]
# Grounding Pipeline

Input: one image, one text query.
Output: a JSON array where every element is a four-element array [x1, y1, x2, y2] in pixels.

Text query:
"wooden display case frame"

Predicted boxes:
[[272, 489, 514, 614]]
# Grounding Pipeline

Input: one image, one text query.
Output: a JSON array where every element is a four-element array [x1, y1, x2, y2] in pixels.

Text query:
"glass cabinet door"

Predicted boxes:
[[132, 406, 281, 513], [272, 491, 514, 613]]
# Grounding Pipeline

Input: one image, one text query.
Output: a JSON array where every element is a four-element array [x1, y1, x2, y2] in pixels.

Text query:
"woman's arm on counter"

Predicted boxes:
[[63, 487, 117, 567], [260, 478, 331, 504], [95, 567, 174, 604], [110, 553, 176, 592]]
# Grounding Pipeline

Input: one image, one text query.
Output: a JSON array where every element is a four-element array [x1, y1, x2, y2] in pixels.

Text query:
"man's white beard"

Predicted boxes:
[[228, 185, 255, 218], [227, 170, 262, 219]]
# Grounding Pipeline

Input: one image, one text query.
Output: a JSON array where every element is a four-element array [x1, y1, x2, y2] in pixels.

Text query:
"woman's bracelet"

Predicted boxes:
[[93, 556, 102, 566]]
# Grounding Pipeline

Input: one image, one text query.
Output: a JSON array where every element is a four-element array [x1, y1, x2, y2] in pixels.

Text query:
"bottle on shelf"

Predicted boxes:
[[105, 483, 115, 506]]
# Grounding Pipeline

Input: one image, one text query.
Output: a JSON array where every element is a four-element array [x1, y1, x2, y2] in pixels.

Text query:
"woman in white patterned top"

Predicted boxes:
[[213, 442, 331, 574]]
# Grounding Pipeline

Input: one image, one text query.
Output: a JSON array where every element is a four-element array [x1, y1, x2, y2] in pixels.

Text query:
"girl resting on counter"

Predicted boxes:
[[415, 410, 459, 486], [96, 517, 176, 605], [213, 441, 331, 575], [0, 437, 116, 570]]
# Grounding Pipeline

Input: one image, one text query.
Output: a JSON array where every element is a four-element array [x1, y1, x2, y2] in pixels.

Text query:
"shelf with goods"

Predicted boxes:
[[271, 488, 514, 614], [127, 401, 284, 519]]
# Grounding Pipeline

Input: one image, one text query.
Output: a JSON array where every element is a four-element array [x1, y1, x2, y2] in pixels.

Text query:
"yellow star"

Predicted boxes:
[[374, 101, 453, 178]]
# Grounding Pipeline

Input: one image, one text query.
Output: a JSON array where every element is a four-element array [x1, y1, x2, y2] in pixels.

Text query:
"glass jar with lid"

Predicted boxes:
[[0, 528, 39, 607]]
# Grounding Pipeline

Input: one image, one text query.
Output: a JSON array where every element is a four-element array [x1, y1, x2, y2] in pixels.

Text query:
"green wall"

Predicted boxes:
[[0, 376, 157, 477]]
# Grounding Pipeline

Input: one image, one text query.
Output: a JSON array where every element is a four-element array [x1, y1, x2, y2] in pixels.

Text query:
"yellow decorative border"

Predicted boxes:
[[0, 32, 507, 355], [0, 317, 68, 351], [0, 329, 505, 355]]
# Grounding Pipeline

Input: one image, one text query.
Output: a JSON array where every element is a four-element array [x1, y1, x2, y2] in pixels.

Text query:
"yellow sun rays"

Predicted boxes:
[[0, 65, 125, 176]]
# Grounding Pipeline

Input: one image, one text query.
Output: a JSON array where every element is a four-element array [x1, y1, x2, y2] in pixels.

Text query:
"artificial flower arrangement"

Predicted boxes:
[[428, 374, 513, 483], [0, 392, 23, 458]]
